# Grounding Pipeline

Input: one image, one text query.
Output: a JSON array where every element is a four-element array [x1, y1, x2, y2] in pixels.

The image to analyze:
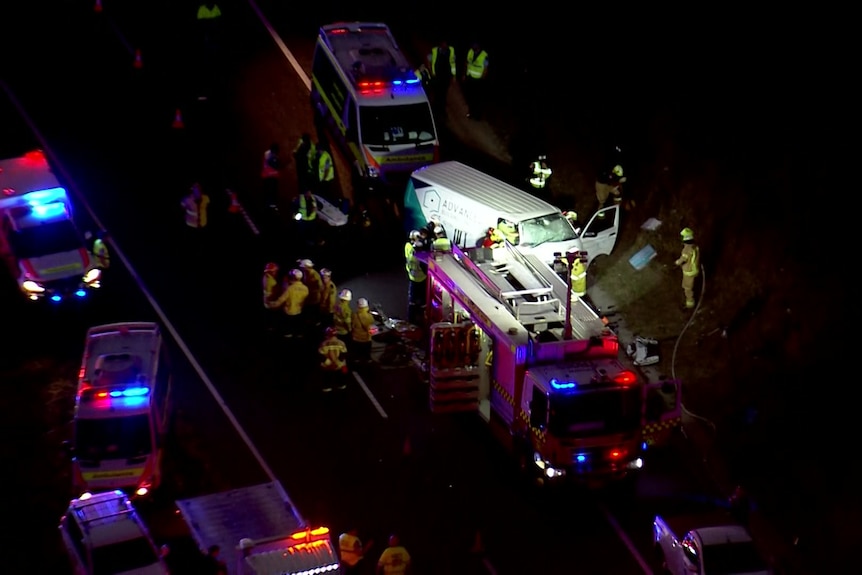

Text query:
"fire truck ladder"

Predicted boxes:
[[455, 244, 565, 333]]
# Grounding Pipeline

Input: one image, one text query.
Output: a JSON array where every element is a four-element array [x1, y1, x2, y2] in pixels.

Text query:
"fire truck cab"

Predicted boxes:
[[424, 242, 682, 484], [69, 322, 171, 498]]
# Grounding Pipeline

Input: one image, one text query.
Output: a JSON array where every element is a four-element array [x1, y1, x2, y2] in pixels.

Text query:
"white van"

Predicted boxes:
[[403, 161, 620, 268], [311, 22, 439, 193]]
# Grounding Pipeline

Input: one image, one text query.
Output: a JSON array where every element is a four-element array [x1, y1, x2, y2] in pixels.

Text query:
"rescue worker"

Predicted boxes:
[[333, 289, 353, 338], [481, 227, 504, 249], [427, 39, 456, 116], [314, 140, 336, 201], [497, 221, 519, 244], [405, 232, 427, 323], [415, 227, 431, 251], [528, 155, 552, 191], [351, 298, 376, 364], [339, 528, 372, 574], [181, 182, 210, 230], [299, 258, 324, 326], [463, 41, 489, 120], [376, 534, 412, 575], [569, 252, 587, 299], [674, 227, 700, 309], [319, 327, 348, 392], [86, 231, 110, 269], [293, 133, 316, 194], [294, 189, 320, 245], [431, 226, 451, 251], [595, 162, 626, 214], [261, 142, 281, 210], [267, 268, 309, 337], [262, 262, 281, 331], [196, 2, 223, 57], [319, 268, 337, 329]]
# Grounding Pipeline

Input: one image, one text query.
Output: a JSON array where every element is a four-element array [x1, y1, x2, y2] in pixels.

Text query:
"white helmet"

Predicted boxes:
[[299, 259, 314, 268], [320, 268, 332, 278], [291, 269, 303, 280], [409, 230, 420, 240], [357, 298, 369, 308], [339, 289, 352, 301], [239, 538, 254, 550]]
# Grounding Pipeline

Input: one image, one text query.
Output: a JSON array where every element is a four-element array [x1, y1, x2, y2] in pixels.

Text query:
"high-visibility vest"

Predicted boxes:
[[678, 244, 700, 277], [93, 239, 110, 269], [430, 46, 456, 77], [298, 194, 317, 221], [432, 237, 451, 251], [319, 337, 347, 371], [317, 151, 334, 183], [333, 300, 352, 335], [465, 49, 488, 79], [570, 259, 587, 296], [196, 4, 222, 19], [529, 161, 552, 189], [405, 242, 427, 282], [182, 193, 209, 228], [339, 533, 363, 567]]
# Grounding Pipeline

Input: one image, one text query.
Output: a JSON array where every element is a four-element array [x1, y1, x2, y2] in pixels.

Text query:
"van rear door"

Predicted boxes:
[[579, 205, 620, 267]]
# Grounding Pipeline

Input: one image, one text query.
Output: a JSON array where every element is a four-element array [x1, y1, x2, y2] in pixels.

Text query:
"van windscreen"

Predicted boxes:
[[360, 103, 436, 147], [519, 213, 577, 248]]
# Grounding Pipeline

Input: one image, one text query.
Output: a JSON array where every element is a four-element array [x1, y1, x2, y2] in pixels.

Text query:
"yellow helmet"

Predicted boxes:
[[612, 164, 624, 177], [680, 227, 695, 242]]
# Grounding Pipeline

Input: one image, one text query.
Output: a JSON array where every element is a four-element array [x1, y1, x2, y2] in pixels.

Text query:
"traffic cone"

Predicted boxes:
[[470, 531, 484, 554], [171, 108, 184, 129], [133, 49, 143, 69], [94, 0, 103, 13], [227, 190, 241, 214]]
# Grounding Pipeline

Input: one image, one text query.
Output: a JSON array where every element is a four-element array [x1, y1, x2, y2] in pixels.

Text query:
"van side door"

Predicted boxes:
[[578, 205, 619, 267]]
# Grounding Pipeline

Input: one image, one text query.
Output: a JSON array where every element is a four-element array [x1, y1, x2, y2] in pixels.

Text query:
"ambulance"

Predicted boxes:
[[311, 22, 439, 194], [0, 150, 102, 301], [70, 322, 171, 498]]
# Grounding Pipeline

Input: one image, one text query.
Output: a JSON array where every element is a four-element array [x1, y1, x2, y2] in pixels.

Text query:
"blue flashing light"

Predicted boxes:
[[75, 289, 87, 298], [392, 77, 421, 86], [550, 378, 577, 390], [24, 187, 67, 205], [641, 441, 648, 451], [575, 454, 587, 463], [109, 386, 150, 398], [51, 294, 62, 302], [30, 202, 67, 219]]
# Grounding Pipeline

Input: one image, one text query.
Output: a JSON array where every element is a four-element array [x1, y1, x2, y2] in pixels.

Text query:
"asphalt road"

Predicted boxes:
[[3, 2, 742, 574]]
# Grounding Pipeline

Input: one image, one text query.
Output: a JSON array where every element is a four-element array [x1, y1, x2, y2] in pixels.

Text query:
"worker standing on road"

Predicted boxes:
[[595, 163, 625, 214], [299, 259, 324, 326], [427, 38, 456, 117], [261, 143, 282, 210], [319, 327, 349, 392], [339, 528, 373, 574], [569, 252, 587, 299], [319, 268, 337, 329], [267, 268, 309, 337], [181, 182, 210, 231], [334, 289, 353, 339], [314, 140, 336, 201], [196, 2, 223, 57], [377, 534, 412, 575], [351, 298, 376, 365], [293, 133, 316, 195], [463, 41, 489, 120], [262, 262, 282, 331], [86, 231, 111, 270], [294, 189, 320, 246], [674, 227, 700, 310]]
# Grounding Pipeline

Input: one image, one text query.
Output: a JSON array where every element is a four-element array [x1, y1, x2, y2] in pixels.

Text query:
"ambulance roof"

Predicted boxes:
[[82, 322, 160, 386], [319, 22, 427, 105], [412, 161, 562, 222], [0, 150, 61, 202]]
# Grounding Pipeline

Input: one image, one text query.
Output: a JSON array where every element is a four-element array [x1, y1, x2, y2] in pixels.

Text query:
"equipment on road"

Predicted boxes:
[[423, 241, 682, 485], [0, 150, 102, 302], [176, 481, 339, 575], [69, 322, 171, 499]]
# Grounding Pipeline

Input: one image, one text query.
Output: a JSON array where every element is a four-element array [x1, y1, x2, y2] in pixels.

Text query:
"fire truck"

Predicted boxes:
[[423, 242, 682, 484]]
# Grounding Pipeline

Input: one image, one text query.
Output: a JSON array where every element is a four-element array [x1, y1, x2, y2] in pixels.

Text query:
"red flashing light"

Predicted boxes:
[[24, 150, 46, 163], [357, 80, 386, 94], [607, 447, 628, 460], [614, 370, 637, 385], [78, 367, 86, 380], [330, 28, 348, 34]]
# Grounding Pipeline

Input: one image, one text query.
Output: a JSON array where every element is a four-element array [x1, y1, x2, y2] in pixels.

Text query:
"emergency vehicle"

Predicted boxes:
[[0, 150, 101, 301], [424, 242, 682, 484], [311, 22, 439, 193], [70, 322, 171, 498]]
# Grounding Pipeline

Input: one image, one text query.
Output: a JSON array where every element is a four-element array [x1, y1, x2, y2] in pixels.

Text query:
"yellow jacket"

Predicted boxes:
[[319, 336, 347, 371], [351, 308, 375, 343], [319, 280, 337, 314], [303, 268, 324, 306], [333, 300, 352, 335], [269, 279, 308, 316]]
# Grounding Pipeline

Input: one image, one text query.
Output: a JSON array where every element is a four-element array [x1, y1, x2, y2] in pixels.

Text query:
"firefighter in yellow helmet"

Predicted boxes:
[[674, 227, 700, 309], [319, 327, 348, 392], [351, 298, 376, 365], [569, 251, 587, 299], [267, 268, 309, 337], [319, 268, 337, 329], [333, 289, 353, 338]]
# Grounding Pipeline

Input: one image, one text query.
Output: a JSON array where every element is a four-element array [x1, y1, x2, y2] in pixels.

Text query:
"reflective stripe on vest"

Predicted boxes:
[[298, 195, 317, 221], [318, 151, 334, 182], [466, 49, 488, 79], [683, 246, 700, 276], [431, 46, 456, 76]]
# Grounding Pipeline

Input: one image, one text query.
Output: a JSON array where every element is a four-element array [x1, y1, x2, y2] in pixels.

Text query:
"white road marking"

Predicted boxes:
[[599, 502, 654, 574], [352, 371, 388, 419], [246, 0, 311, 92], [1, 79, 283, 488]]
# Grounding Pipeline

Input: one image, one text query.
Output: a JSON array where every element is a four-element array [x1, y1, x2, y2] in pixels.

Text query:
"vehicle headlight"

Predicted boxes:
[[83, 268, 101, 284], [22, 280, 45, 293]]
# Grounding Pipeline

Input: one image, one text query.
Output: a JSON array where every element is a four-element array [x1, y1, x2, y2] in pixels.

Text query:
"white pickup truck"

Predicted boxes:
[[653, 513, 772, 575]]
